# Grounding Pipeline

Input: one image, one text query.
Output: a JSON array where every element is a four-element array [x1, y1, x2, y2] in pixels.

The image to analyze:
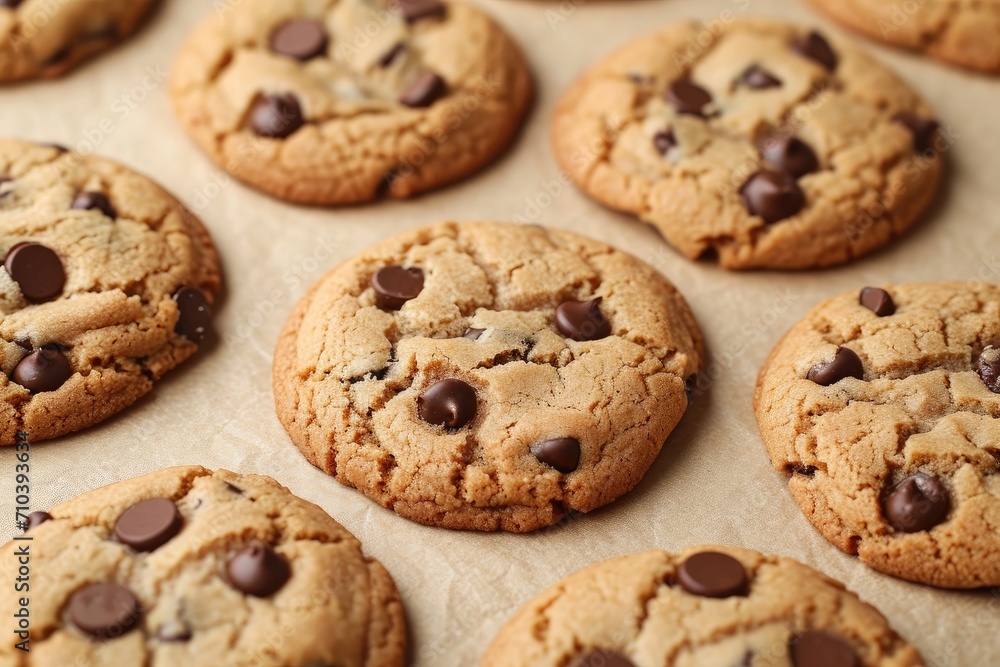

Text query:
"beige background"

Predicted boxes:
[[2, 0, 999, 664]]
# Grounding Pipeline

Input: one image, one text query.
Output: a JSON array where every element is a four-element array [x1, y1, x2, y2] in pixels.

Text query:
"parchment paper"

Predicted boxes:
[[1, 0, 998, 664]]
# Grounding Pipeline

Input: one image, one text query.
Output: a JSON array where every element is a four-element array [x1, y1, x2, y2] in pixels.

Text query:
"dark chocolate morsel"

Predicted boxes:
[[893, 113, 940, 154], [418, 379, 477, 429], [248, 93, 305, 139], [399, 0, 446, 22], [173, 286, 213, 343], [859, 287, 895, 317], [4, 242, 66, 303], [567, 650, 636, 667], [269, 19, 328, 61], [676, 551, 749, 598], [372, 266, 424, 310], [739, 64, 782, 89], [114, 498, 183, 552], [791, 630, 860, 667], [556, 297, 611, 341], [884, 473, 950, 533], [792, 31, 838, 70], [807, 347, 864, 386], [761, 136, 819, 178], [227, 541, 291, 597], [654, 129, 677, 155], [739, 170, 805, 223], [531, 438, 581, 473], [400, 71, 447, 108], [978, 347, 1000, 394], [26, 511, 52, 531], [72, 191, 116, 218], [665, 80, 713, 117], [12, 345, 72, 393], [68, 582, 141, 639]]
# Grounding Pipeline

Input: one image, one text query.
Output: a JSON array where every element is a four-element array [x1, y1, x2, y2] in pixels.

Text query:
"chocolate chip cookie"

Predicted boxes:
[[273, 221, 703, 532], [0, 466, 406, 666], [808, 0, 1000, 74], [551, 19, 943, 270], [754, 282, 1000, 588], [0, 0, 158, 82], [171, 0, 532, 205], [0, 140, 220, 445], [481, 546, 924, 666]]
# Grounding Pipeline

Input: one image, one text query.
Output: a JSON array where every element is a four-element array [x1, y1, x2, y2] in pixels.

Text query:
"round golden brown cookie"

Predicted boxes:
[[551, 18, 943, 270], [0, 466, 406, 666], [808, 0, 1000, 74], [273, 221, 703, 532], [754, 282, 1000, 588], [0, 0, 157, 82], [481, 546, 924, 666], [170, 0, 532, 205], [0, 140, 220, 445]]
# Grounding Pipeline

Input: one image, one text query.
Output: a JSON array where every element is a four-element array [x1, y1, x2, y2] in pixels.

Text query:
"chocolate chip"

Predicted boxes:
[[269, 19, 328, 61], [248, 93, 305, 139], [463, 328, 484, 341], [665, 81, 713, 117], [893, 113, 940, 154], [978, 346, 1000, 393], [556, 297, 611, 341], [567, 650, 636, 667], [379, 42, 405, 68], [68, 582, 141, 639], [4, 242, 66, 303], [676, 551, 749, 598], [156, 620, 192, 643], [531, 438, 581, 473], [761, 136, 819, 178], [400, 71, 447, 108], [400, 0, 446, 22], [739, 64, 782, 89], [884, 472, 950, 533], [0, 1, 24, 7], [739, 170, 805, 223], [12, 346, 72, 393], [792, 31, 838, 70], [654, 129, 677, 155], [114, 498, 183, 552], [789, 464, 818, 477], [859, 287, 895, 317], [227, 541, 290, 597], [372, 266, 424, 310], [40, 142, 68, 153], [173, 286, 213, 343], [807, 347, 864, 386], [25, 511, 52, 531], [791, 631, 860, 667], [418, 379, 477, 429], [225, 482, 243, 494], [71, 191, 115, 218]]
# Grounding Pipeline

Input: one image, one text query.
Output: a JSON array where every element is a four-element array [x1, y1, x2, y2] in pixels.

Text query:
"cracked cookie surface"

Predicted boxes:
[[0, 466, 406, 667], [480, 546, 924, 666], [0, 0, 157, 82], [170, 0, 532, 205], [809, 0, 1000, 74], [551, 18, 942, 270], [0, 139, 220, 445], [273, 221, 703, 532], [754, 282, 1000, 588]]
